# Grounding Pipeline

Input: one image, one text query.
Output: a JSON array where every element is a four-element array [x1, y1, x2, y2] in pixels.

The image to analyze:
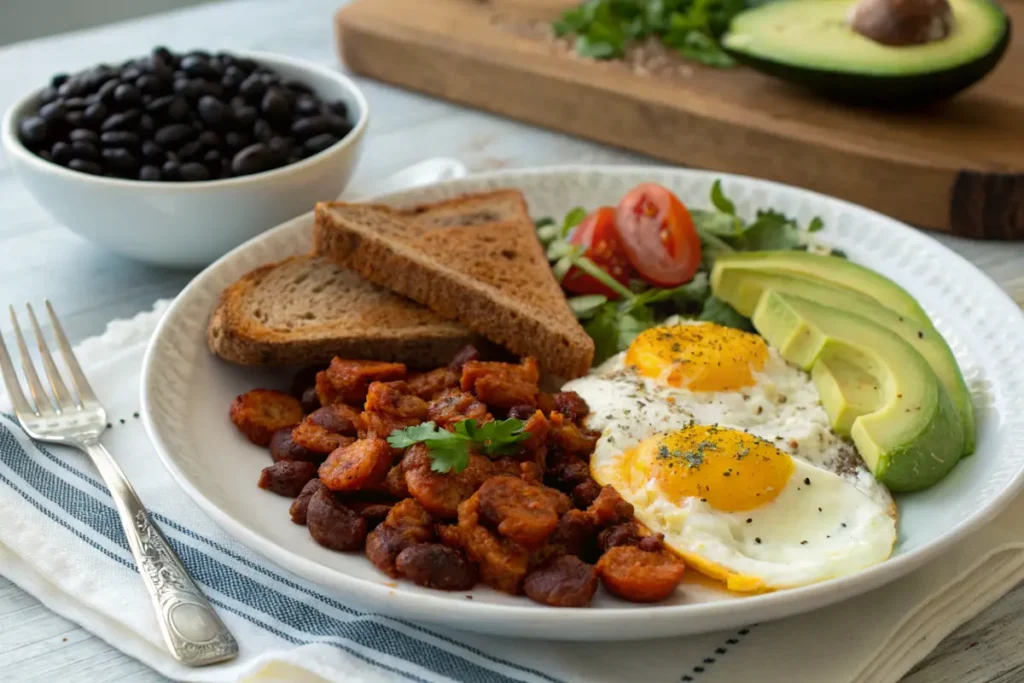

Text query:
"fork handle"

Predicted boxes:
[[84, 442, 238, 666]]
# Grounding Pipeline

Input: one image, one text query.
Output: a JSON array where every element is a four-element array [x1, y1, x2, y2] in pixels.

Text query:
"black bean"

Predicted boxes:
[[235, 57, 257, 73], [286, 80, 314, 96], [69, 158, 103, 175], [229, 95, 246, 110], [51, 73, 70, 88], [202, 148, 222, 165], [145, 94, 173, 114], [327, 100, 349, 118], [224, 130, 248, 150], [63, 97, 89, 111], [95, 79, 120, 104], [235, 106, 258, 128], [102, 147, 138, 174], [70, 140, 99, 160], [83, 102, 107, 127], [261, 89, 291, 122], [179, 162, 210, 181], [291, 115, 349, 139], [193, 79, 223, 99], [186, 49, 212, 60], [100, 110, 141, 131], [231, 142, 280, 175], [161, 159, 180, 180], [100, 130, 140, 147], [197, 96, 232, 127], [57, 79, 86, 98], [38, 150, 52, 161], [239, 75, 266, 100], [113, 83, 141, 107], [173, 78, 200, 99], [70, 128, 99, 144], [18, 117, 49, 146], [141, 140, 164, 160], [134, 74, 160, 95], [121, 66, 143, 82], [295, 95, 320, 117], [268, 136, 294, 157], [50, 142, 73, 164], [177, 140, 205, 160], [154, 123, 195, 147], [38, 101, 66, 124], [253, 119, 274, 142], [197, 130, 220, 147], [304, 133, 339, 155], [180, 54, 220, 80], [152, 46, 175, 68], [137, 165, 161, 181], [38, 86, 59, 105], [66, 111, 85, 128], [221, 66, 246, 91], [138, 114, 155, 133]]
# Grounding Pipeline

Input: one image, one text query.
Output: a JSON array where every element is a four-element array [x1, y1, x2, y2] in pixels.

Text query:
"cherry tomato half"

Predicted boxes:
[[562, 206, 636, 299], [615, 183, 702, 287]]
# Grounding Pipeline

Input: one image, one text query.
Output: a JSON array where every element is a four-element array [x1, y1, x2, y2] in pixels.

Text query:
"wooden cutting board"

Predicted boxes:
[[335, 0, 1024, 240]]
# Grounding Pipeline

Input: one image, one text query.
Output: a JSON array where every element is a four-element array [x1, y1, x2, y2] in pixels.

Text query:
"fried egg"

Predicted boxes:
[[563, 321, 895, 514], [590, 424, 896, 591], [561, 321, 898, 590]]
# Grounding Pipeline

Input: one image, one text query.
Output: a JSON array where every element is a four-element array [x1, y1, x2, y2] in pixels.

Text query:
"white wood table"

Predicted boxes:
[[1, 1, 1023, 681]]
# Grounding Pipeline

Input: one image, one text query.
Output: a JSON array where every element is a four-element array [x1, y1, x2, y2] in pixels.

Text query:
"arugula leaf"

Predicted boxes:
[[710, 179, 735, 215], [699, 296, 754, 331], [690, 208, 743, 238], [583, 303, 626, 365], [568, 294, 609, 318], [808, 216, 824, 232], [534, 217, 556, 229], [388, 418, 529, 474], [739, 210, 804, 251]]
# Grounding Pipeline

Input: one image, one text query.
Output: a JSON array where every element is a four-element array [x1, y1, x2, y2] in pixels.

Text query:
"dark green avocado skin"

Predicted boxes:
[[727, 20, 1011, 107]]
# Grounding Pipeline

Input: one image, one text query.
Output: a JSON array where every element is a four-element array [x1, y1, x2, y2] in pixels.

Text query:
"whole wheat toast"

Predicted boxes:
[[313, 194, 595, 379], [208, 192, 526, 367]]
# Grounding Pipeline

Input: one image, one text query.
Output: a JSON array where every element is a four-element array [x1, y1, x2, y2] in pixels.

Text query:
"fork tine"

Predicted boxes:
[[26, 303, 75, 411], [44, 300, 97, 404], [0, 329, 38, 418], [9, 306, 54, 415]]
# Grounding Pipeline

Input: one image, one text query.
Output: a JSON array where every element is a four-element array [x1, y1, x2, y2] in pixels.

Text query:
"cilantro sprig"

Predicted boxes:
[[387, 418, 530, 474], [553, 0, 753, 68], [535, 179, 833, 364]]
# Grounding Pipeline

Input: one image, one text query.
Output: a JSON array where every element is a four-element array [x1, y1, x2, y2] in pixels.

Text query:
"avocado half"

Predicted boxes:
[[721, 0, 1011, 105]]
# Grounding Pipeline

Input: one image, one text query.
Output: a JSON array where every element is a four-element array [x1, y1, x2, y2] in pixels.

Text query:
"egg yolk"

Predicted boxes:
[[632, 425, 794, 512], [625, 323, 769, 392]]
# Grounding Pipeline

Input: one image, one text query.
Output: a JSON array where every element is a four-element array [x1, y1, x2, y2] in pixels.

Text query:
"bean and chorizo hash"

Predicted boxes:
[[230, 345, 686, 607]]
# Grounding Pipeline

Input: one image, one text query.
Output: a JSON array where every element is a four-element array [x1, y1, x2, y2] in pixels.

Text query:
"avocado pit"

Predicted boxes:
[[848, 0, 954, 46]]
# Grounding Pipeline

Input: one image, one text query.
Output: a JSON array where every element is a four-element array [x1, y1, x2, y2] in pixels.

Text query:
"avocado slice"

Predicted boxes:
[[711, 268, 975, 455], [753, 291, 963, 491], [721, 0, 1011, 105]]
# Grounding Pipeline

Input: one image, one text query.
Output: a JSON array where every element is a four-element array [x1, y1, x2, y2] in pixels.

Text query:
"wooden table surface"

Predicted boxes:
[[1, 1, 1023, 681]]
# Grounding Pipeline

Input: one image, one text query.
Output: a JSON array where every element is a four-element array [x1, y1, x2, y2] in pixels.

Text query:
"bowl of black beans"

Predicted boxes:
[[1, 47, 368, 268]]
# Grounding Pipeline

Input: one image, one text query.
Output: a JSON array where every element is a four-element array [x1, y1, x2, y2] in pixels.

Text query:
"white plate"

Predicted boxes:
[[141, 166, 1024, 640]]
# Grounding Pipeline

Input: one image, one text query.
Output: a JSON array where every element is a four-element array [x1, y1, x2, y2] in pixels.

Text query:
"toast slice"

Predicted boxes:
[[207, 254, 476, 367], [402, 189, 533, 228], [313, 198, 595, 379]]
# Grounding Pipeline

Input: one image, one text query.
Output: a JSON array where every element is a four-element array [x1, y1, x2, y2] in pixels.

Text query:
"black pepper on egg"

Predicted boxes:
[[17, 47, 354, 182]]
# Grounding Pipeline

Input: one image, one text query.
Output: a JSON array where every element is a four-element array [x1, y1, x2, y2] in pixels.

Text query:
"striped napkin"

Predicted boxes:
[[2, 299, 1023, 683]]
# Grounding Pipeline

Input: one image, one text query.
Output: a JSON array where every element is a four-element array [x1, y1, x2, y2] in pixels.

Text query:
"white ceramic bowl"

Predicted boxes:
[[0, 51, 368, 268]]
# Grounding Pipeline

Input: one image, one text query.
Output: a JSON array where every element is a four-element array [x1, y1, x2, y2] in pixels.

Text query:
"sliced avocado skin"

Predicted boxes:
[[711, 266, 975, 455], [752, 291, 963, 491], [722, 0, 1011, 105]]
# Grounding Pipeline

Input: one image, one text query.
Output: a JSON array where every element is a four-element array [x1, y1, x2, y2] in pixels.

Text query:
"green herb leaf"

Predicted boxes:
[[699, 295, 754, 331], [569, 294, 610, 318], [387, 421, 450, 449], [808, 216, 824, 232], [474, 419, 532, 455], [739, 210, 804, 251], [710, 180, 736, 215], [690, 208, 743, 237], [388, 418, 529, 474], [561, 206, 588, 237], [534, 217, 556, 229]]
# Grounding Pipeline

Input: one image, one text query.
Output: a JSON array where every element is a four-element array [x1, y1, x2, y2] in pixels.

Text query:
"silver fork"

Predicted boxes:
[[0, 301, 238, 667]]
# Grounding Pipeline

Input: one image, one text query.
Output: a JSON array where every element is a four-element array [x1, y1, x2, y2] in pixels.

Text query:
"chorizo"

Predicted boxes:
[[587, 486, 635, 527], [361, 381, 429, 440], [291, 404, 360, 454], [597, 522, 642, 553], [230, 389, 304, 446], [406, 368, 460, 400], [257, 460, 319, 497], [477, 476, 569, 548], [596, 545, 685, 603], [369, 463, 409, 499], [306, 488, 368, 551], [460, 358, 540, 409], [315, 359, 406, 406], [402, 444, 494, 518], [269, 428, 321, 463], [451, 495, 530, 594], [548, 413, 599, 457], [318, 438, 393, 492], [396, 544, 477, 591], [289, 479, 325, 525], [571, 479, 603, 510], [524, 556, 598, 608], [365, 499, 436, 577], [427, 389, 491, 427]]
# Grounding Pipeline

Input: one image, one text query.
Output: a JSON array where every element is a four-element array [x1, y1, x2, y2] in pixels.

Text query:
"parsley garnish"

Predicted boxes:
[[387, 418, 530, 474]]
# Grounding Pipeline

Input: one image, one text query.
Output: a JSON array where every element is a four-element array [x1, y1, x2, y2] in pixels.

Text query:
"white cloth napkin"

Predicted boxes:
[[2, 301, 1023, 683]]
